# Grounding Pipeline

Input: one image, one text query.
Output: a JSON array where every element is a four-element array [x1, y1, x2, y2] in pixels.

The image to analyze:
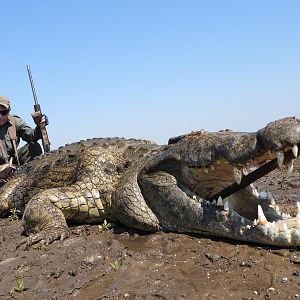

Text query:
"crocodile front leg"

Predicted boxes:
[[18, 194, 69, 248], [139, 171, 205, 232], [18, 183, 110, 248]]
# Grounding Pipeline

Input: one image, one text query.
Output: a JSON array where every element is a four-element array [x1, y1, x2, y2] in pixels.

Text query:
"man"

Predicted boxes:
[[0, 96, 48, 178]]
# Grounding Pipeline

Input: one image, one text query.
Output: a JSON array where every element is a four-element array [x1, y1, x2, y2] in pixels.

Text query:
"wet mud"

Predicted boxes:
[[0, 160, 300, 299]]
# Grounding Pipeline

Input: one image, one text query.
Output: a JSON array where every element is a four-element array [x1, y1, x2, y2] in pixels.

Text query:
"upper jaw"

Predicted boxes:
[[163, 117, 300, 194], [156, 117, 300, 173]]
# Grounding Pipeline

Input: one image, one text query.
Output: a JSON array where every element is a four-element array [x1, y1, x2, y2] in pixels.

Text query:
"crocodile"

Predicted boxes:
[[0, 117, 300, 247]]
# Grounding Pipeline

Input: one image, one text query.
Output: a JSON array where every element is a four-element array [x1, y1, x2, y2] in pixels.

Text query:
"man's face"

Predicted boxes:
[[0, 105, 10, 126]]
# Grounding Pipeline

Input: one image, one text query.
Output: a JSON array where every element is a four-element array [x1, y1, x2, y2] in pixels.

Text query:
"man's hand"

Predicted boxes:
[[0, 158, 16, 179], [32, 112, 49, 126], [41, 114, 49, 126]]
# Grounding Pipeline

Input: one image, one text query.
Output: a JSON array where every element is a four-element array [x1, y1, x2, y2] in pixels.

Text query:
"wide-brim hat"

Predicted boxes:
[[0, 96, 10, 109]]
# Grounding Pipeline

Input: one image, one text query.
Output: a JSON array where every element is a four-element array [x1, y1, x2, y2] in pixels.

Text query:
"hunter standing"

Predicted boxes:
[[0, 96, 48, 174]]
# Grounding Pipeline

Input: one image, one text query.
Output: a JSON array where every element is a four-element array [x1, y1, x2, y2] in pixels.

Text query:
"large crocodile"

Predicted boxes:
[[0, 117, 300, 247]]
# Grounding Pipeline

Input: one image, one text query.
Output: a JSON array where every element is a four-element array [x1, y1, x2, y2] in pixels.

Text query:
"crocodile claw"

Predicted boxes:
[[17, 228, 69, 249]]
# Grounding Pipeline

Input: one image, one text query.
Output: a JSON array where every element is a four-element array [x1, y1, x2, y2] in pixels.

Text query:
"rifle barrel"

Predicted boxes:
[[25, 64, 51, 153], [26, 65, 39, 106]]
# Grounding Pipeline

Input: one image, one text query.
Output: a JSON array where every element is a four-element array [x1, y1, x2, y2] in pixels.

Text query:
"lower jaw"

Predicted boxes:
[[186, 189, 300, 246]]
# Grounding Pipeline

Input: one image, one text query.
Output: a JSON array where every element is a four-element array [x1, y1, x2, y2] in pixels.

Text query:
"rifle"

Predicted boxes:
[[26, 65, 51, 153]]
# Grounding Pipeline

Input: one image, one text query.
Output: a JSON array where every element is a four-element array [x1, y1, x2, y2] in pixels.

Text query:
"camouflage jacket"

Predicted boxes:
[[0, 115, 41, 163]]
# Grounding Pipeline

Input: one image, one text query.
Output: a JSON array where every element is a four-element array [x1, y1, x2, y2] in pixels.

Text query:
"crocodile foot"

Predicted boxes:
[[17, 227, 69, 249], [19, 193, 70, 248]]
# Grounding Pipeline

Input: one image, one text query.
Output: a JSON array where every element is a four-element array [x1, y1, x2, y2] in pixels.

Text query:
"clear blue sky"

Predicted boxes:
[[1, 1, 299, 149]]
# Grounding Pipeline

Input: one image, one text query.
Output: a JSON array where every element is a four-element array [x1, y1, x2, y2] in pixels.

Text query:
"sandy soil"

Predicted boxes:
[[0, 160, 300, 300]]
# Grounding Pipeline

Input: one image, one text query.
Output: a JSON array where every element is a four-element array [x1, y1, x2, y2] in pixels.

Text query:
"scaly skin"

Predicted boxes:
[[0, 117, 300, 247]]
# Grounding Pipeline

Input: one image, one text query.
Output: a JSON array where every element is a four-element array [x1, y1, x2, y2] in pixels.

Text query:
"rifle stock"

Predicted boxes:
[[26, 65, 51, 153]]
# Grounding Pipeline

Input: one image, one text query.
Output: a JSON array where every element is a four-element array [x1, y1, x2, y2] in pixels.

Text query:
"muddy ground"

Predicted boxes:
[[0, 160, 300, 300]]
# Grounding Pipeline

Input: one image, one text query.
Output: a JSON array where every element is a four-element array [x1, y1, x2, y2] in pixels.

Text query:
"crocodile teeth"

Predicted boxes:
[[276, 151, 284, 168], [233, 167, 242, 185], [224, 201, 229, 211], [292, 145, 298, 157], [282, 212, 287, 218], [242, 166, 248, 175], [253, 190, 260, 198], [250, 184, 260, 198], [258, 205, 268, 225], [266, 191, 276, 205], [282, 223, 288, 233], [212, 199, 216, 205], [204, 168, 208, 174], [286, 160, 294, 176], [198, 197, 203, 203], [217, 196, 223, 206], [253, 219, 258, 226]]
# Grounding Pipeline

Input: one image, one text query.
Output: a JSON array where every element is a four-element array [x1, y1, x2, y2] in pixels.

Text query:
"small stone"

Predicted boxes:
[[290, 258, 300, 264], [293, 270, 300, 276], [272, 249, 290, 257], [240, 260, 253, 267], [68, 270, 77, 276]]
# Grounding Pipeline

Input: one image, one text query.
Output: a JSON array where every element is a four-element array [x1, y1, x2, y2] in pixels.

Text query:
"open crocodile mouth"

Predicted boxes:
[[182, 148, 300, 245], [147, 117, 300, 246]]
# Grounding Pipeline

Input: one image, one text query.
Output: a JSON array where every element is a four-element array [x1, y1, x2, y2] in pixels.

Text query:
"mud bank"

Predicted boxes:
[[0, 160, 300, 300]]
